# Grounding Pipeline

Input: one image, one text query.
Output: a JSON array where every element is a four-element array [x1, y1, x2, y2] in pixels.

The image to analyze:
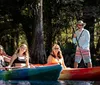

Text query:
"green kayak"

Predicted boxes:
[[0, 64, 62, 81]]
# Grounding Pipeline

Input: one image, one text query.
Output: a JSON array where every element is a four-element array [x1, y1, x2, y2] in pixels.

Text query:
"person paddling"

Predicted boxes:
[[47, 44, 67, 69], [7, 44, 30, 68], [73, 20, 92, 68]]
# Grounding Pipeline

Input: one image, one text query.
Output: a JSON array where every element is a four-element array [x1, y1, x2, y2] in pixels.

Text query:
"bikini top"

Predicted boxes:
[[14, 54, 26, 63]]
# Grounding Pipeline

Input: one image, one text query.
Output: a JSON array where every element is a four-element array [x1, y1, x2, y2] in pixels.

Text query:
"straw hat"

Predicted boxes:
[[76, 20, 86, 27]]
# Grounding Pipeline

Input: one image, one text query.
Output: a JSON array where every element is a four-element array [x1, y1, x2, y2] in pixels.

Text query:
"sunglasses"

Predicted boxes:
[[78, 24, 83, 26]]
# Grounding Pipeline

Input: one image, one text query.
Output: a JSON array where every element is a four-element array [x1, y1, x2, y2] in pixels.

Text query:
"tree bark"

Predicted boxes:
[[30, 0, 46, 64]]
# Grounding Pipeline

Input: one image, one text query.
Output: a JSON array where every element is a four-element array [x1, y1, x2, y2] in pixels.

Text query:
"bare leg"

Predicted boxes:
[[87, 62, 92, 68], [74, 62, 78, 68]]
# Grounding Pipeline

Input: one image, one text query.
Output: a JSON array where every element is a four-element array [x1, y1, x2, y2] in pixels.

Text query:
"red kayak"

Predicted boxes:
[[59, 66, 100, 81], [31, 63, 100, 81]]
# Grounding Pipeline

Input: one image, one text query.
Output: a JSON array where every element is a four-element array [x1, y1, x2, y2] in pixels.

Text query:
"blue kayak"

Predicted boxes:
[[0, 64, 62, 81]]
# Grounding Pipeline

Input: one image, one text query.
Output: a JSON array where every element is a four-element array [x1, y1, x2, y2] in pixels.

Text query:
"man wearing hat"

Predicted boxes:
[[73, 20, 92, 68]]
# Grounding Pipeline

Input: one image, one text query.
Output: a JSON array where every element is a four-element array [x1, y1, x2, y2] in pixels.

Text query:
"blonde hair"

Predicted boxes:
[[14, 44, 29, 59], [51, 44, 62, 59], [52, 44, 60, 50]]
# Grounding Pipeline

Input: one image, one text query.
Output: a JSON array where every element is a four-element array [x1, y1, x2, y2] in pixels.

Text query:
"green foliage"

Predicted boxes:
[[21, 7, 33, 18], [0, 0, 100, 65]]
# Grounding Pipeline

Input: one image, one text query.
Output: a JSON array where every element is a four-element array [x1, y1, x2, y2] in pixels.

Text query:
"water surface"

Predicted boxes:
[[0, 80, 99, 85]]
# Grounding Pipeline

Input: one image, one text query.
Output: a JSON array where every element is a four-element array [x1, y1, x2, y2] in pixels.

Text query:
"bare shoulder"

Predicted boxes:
[[48, 55, 53, 59]]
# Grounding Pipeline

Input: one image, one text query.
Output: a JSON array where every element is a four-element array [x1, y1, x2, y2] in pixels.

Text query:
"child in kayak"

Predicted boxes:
[[7, 43, 30, 68], [47, 44, 67, 69]]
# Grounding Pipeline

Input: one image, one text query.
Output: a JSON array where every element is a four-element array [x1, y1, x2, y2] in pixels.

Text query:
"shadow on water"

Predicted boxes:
[[0, 80, 100, 85]]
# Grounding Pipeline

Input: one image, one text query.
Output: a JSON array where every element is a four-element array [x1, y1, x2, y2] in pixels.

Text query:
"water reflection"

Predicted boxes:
[[0, 80, 61, 85], [73, 81, 93, 85], [0, 80, 11, 85], [59, 80, 94, 85], [0, 80, 31, 85], [0, 80, 99, 85]]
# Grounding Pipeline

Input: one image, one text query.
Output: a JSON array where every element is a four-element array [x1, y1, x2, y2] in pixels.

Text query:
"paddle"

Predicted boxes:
[[0, 66, 27, 71]]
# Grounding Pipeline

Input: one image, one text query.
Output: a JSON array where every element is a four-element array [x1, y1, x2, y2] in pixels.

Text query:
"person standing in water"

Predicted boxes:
[[73, 20, 92, 68]]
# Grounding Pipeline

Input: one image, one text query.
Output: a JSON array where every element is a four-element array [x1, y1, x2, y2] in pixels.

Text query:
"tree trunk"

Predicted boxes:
[[30, 0, 46, 64]]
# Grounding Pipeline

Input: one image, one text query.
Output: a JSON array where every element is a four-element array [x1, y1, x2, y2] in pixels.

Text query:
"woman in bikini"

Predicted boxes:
[[8, 44, 30, 68], [47, 44, 67, 69]]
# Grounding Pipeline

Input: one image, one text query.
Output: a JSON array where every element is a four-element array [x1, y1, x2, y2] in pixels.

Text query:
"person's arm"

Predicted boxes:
[[26, 56, 30, 68], [47, 55, 53, 63], [72, 30, 78, 44], [82, 30, 90, 49], [47, 55, 58, 64], [72, 33, 77, 43], [8, 54, 17, 67], [61, 58, 67, 69], [4, 56, 11, 63]]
